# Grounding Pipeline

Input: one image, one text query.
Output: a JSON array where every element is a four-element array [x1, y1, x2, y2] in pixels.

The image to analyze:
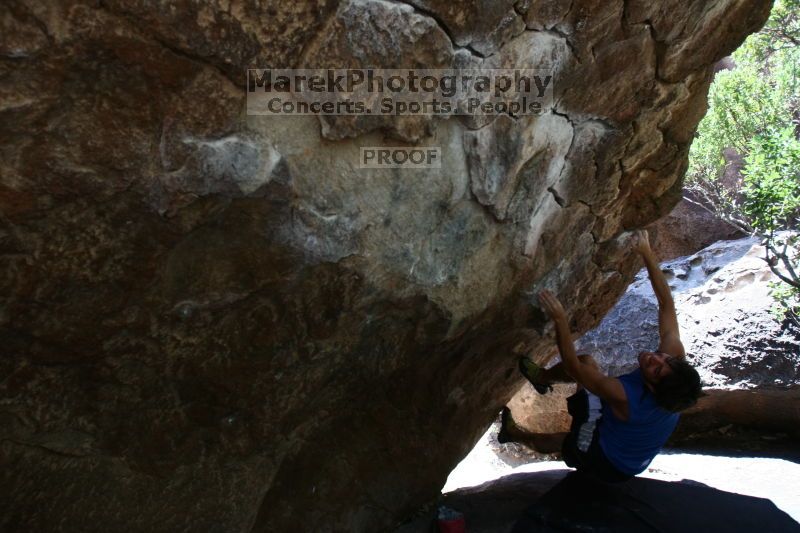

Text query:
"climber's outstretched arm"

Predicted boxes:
[[633, 230, 686, 358], [539, 290, 628, 418]]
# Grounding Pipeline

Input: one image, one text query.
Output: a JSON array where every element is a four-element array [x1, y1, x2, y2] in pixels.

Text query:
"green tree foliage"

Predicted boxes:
[[687, 0, 800, 321], [742, 127, 800, 233]]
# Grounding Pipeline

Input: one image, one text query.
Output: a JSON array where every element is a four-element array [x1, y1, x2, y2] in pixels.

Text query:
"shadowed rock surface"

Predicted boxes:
[[395, 469, 571, 533], [0, 1, 772, 531]]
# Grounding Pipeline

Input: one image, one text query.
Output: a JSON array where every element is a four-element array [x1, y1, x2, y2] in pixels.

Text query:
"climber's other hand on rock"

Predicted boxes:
[[632, 229, 651, 255], [539, 290, 566, 323]]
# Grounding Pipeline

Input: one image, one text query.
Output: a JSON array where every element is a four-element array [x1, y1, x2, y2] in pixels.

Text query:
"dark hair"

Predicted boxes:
[[653, 357, 702, 412]]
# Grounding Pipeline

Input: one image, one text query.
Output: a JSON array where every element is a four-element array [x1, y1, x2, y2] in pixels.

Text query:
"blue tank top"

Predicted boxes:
[[598, 368, 679, 476]]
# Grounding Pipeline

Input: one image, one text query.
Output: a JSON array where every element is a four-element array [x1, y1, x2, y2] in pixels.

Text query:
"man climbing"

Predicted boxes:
[[499, 229, 702, 482]]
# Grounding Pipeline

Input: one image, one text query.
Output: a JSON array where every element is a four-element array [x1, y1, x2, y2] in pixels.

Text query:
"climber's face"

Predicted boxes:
[[638, 351, 674, 385]]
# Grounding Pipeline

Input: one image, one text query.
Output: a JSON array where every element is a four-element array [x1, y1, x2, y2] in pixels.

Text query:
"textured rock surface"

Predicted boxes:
[[670, 387, 800, 454], [507, 382, 574, 435], [0, 1, 771, 531], [646, 192, 744, 261]]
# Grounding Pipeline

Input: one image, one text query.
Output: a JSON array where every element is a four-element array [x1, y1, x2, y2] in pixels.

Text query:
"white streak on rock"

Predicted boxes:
[[182, 134, 281, 195]]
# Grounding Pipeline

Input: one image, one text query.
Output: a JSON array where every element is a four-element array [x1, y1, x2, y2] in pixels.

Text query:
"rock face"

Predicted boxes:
[[510, 236, 800, 449], [0, 1, 771, 531], [646, 191, 744, 262], [507, 382, 575, 438]]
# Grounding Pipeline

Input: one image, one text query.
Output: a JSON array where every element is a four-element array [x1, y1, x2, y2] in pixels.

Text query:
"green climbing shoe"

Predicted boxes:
[[518, 357, 553, 395]]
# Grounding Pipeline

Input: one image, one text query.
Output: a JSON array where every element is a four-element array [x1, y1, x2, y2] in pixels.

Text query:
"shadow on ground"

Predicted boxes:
[[393, 469, 800, 533]]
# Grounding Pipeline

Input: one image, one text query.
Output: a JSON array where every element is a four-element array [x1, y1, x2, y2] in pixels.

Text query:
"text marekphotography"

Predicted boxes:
[[247, 68, 554, 116]]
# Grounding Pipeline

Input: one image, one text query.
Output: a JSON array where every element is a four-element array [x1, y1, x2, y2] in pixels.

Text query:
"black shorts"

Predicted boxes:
[[561, 389, 631, 483]]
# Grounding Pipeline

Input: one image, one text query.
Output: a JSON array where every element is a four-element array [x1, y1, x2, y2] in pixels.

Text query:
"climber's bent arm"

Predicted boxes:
[[540, 290, 629, 419], [554, 317, 629, 419]]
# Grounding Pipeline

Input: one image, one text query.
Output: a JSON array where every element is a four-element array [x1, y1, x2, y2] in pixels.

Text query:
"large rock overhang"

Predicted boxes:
[[0, 0, 772, 531]]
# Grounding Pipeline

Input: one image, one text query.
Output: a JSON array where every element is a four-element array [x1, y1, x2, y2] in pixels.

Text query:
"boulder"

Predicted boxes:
[[671, 387, 800, 455], [0, 0, 771, 531], [647, 191, 744, 261], [507, 383, 575, 436]]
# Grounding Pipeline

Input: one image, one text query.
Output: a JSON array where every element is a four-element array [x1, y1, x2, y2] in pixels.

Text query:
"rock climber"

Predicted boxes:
[[499, 229, 702, 482]]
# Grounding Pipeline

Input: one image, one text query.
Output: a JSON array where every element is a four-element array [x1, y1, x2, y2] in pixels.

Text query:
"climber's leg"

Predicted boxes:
[[497, 407, 568, 453], [562, 388, 630, 483], [514, 431, 570, 454]]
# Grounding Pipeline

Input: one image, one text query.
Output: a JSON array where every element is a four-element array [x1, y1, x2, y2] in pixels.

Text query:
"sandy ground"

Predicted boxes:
[[443, 423, 800, 523]]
